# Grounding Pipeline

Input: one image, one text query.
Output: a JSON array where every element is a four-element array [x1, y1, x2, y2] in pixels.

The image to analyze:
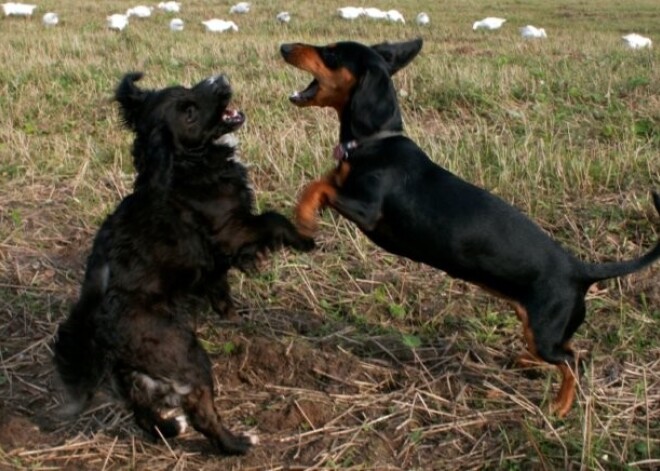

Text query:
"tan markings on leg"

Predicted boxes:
[[295, 178, 336, 237], [514, 303, 539, 359], [333, 162, 350, 186], [470, 288, 543, 368], [295, 164, 349, 237], [515, 303, 578, 416], [551, 362, 577, 418], [515, 350, 547, 368]]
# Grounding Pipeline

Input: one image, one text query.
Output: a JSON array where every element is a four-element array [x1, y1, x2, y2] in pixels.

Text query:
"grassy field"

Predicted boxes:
[[0, 0, 658, 469]]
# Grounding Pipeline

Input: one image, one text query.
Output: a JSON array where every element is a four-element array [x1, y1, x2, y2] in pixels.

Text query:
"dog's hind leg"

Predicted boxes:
[[515, 298, 580, 417], [117, 370, 188, 439], [512, 303, 546, 369], [184, 348, 257, 454], [132, 404, 186, 439], [182, 384, 257, 455], [207, 274, 238, 320], [550, 297, 586, 417], [552, 361, 578, 418], [120, 314, 255, 454]]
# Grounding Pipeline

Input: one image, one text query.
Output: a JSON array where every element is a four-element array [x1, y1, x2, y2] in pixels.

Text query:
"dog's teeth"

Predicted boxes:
[[222, 109, 241, 121]]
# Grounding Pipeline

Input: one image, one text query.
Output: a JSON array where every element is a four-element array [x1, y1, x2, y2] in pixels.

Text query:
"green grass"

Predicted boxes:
[[0, 0, 658, 470]]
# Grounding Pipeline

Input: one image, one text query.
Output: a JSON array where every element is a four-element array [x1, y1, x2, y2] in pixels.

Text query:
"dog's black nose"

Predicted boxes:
[[280, 43, 295, 57]]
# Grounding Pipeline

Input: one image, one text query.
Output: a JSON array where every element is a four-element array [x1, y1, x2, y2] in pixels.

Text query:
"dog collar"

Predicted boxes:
[[333, 131, 402, 161]]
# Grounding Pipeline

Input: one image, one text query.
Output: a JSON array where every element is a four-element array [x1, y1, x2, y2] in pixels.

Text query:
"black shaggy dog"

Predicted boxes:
[[53, 72, 313, 455]]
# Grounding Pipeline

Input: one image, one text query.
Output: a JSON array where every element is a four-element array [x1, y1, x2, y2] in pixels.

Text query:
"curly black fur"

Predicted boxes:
[[53, 72, 313, 455]]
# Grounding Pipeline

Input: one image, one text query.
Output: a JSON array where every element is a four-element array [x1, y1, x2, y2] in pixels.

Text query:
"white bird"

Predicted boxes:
[[385, 9, 405, 23], [157, 1, 180, 13], [416, 12, 430, 26], [42, 11, 58, 26], [473, 17, 506, 30], [520, 25, 547, 39], [202, 19, 238, 32], [229, 2, 250, 14], [337, 6, 364, 20], [276, 11, 290, 23], [622, 33, 652, 49], [364, 7, 387, 20], [2, 3, 37, 16], [169, 18, 184, 31], [126, 5, 153, 18], [107, 13, 129, 31]]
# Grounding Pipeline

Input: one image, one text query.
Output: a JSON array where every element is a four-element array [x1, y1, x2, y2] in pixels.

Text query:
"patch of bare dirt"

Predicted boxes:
[[0, 407, 47, 450], [0, 295, 520, 470], [1, 183, 658, 470]]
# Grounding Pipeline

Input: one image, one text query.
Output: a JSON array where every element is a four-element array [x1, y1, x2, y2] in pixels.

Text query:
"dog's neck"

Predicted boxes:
[[334, 129, 403, 161]]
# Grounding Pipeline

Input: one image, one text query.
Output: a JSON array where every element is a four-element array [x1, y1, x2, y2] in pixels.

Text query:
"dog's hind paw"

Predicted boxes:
[[174, 415, 188, 434], [153, 415, 188, 439], [213, 430, 258, 455]]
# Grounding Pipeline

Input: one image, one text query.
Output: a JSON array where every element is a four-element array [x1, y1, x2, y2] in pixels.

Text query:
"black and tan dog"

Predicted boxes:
[[280, 38, 660, 417], [53, 72, 313, 454]]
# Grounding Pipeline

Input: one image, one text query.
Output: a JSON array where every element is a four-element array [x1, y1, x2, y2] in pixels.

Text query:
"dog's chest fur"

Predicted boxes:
[[94, 145, 255, 297]]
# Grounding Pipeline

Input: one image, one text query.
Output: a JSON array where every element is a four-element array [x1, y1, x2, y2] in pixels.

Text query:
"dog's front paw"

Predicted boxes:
[[212, 430, 258, 455], [208, 295, 239, 321], [234, 245, 268, 274], [294, 179, 332, 237], [290, 234, 316, 252]]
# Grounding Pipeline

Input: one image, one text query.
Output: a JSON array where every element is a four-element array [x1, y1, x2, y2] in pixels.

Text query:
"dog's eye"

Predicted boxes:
[[184, 105, 198, 124], [322, 50, 339, 69]]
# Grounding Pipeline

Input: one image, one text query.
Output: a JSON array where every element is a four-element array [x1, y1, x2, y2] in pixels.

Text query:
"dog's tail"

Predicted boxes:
[[53, 263, 109, 416], [580, 192, 660, 284]]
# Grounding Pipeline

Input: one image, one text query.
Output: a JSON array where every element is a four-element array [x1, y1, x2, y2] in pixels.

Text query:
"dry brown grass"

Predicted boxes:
[[1, 0, 659, 469]]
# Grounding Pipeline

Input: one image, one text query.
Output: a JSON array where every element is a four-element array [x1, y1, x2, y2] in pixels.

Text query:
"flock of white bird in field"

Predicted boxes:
[[1, 1, 654, 49]]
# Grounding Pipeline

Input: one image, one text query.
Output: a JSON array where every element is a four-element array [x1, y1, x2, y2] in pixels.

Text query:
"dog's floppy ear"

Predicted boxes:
[[134, 125, 174, 192], [370, 38, 423, 76], [349, 65, 400, 137], [115, 72, 148, 130]]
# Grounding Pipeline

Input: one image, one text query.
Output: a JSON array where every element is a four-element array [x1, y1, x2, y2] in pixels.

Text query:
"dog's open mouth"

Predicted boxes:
[[221, 108, 245, 130], [289, 79, 319, 105]]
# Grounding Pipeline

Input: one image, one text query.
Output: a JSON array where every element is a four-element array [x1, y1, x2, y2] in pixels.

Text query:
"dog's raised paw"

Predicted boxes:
[[294, 235, 316, 252]]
